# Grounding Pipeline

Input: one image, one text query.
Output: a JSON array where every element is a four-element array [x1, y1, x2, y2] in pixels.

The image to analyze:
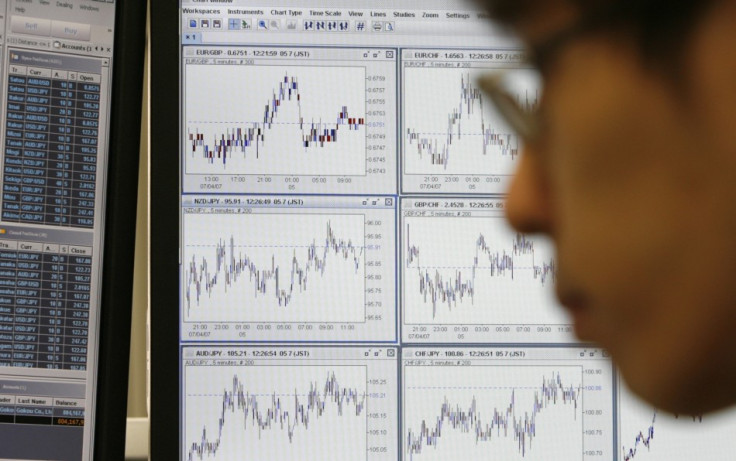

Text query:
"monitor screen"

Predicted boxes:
[[151, 1, 736, 460], [0, 0, 145, 459]]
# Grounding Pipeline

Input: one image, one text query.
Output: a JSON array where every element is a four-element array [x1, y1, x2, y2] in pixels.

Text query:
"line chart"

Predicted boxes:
[[185, 64, 366, 176], [183, 212, 366, 324], [402, 66, 538, 177], [403, 364, 583, 461], [618, 382, 736, 461], [184, 365, 367, 461], [402, 215, 564, 328]]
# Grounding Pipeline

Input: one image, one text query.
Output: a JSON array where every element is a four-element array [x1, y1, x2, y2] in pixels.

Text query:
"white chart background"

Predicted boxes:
[[183, 212, 366, 323], [403, 365, 583, 461], [618, 382, 736, 461], [403, 216, 566, 325], [184, 364, 367, 461], [185, 64, 366, 175]]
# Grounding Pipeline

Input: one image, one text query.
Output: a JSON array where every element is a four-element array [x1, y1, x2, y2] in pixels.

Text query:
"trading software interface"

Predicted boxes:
[[178, 1, 736, 460], [0, 0, 117, 460]]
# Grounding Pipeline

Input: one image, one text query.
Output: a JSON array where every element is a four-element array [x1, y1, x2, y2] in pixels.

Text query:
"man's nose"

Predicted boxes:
[[504, 150, 554, 235]]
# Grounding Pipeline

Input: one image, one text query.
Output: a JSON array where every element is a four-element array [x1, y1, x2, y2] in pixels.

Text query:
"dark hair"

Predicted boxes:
[[482, 0, 718, 72]]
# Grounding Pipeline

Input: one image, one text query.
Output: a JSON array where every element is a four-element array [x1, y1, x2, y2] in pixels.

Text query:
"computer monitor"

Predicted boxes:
[[151, 1, 736, 460], [0, 1, 145, 459]]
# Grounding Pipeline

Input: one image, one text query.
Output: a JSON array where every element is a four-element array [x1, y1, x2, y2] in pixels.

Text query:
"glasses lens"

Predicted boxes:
[[477, 69, 541, 141]]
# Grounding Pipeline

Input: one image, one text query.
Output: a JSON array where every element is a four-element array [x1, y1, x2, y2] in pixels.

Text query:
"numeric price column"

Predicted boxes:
[[71, 77, 100, 228], [63, 247, 91, 370]]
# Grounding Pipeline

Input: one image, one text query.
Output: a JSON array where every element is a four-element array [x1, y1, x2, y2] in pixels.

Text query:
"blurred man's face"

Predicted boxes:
[[504, 1, 736, 413]]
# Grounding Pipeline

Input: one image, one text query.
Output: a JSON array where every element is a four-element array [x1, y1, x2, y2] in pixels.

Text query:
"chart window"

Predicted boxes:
[[401, 49, 536, 194], [182, 46, 397, 195], [400, 196, 571, 343], [183, 346, 398, 461], [402, 346, 614, 461], [181, 195, 397, 343]]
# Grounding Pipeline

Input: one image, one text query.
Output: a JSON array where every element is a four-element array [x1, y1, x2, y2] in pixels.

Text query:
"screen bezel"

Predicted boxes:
[[91, 1, 147, 458], [150, 1, 181, 458]]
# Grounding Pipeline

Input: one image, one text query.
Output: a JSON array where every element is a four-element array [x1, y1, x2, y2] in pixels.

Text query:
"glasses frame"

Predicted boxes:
[[478, 3, 632, 143]]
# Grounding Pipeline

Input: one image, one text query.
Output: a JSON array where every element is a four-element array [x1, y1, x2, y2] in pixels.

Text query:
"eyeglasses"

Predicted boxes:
[[478, 3, 631, 143]]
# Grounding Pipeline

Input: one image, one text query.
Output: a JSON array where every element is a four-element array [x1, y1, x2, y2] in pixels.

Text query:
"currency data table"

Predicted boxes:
[[2, 61, 101, 229], [0, 240, 92, 370]]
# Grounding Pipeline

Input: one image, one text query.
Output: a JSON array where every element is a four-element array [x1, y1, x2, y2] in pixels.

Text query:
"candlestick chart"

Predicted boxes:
[[183, 212, 366, 323], [402, 67, 538, 177], [403, 365, 583, 461], [185, 64, 366, 176], [185, 365, 367, 461], [402, 216, 562, 327]]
